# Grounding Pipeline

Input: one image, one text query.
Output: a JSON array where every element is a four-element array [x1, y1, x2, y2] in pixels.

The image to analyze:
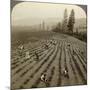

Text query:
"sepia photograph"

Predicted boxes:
[[11, 1, 87, 89]]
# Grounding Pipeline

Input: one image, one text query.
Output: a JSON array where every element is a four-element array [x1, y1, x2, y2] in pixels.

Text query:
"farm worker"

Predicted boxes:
[[53, 41, 56, 45], [40, 74, 47, 82], [18, 45, 24, 57], [44, 44, 49, 49], [62, 67, 69, 78], [67, 43, 70, 47], [73, 49, 75, 55], [64, 70, 67, 75], [18, 44, 24, 50], [35, 52, 39, 60], [25, 51, 30, 59]]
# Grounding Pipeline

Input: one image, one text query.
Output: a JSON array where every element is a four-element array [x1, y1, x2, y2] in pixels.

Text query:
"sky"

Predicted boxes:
[[11, 2, 86, 27]]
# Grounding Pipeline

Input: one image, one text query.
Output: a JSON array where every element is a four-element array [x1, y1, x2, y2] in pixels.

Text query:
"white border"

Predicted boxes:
[[0, 0, 89, 90]]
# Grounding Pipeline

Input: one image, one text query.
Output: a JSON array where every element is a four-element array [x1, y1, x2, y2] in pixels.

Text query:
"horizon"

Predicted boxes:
[[12, 2, 86, 28]]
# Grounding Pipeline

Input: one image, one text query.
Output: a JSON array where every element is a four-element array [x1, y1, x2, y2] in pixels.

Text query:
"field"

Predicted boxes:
[[11, 31, 87, 89]]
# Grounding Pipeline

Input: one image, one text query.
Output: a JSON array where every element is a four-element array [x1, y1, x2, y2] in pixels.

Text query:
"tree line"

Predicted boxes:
[[52, 9, 75, 34], [52, 9, 87, 42]]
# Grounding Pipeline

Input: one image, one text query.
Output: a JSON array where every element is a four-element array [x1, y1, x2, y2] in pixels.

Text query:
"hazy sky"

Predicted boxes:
[[12, 2, 86, 27]]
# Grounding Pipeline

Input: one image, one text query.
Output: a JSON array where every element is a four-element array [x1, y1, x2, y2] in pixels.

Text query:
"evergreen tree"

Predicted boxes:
[[52, 22, 61, 32], [57, 22, 61, 31], [67, 9, 75, 34], [76, 28, 79, 35], [42, 21, 45, 30], [62, 9, 68, 33]]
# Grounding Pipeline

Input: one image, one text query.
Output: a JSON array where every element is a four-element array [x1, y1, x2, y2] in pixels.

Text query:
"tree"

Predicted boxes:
[[42, 21, 45, 30], [62, 9, 68, 33], [76, 28, 79, 35], [67, 9, 75, 34], [57, 22, 61, 31], [52, 22, 61, 32]]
